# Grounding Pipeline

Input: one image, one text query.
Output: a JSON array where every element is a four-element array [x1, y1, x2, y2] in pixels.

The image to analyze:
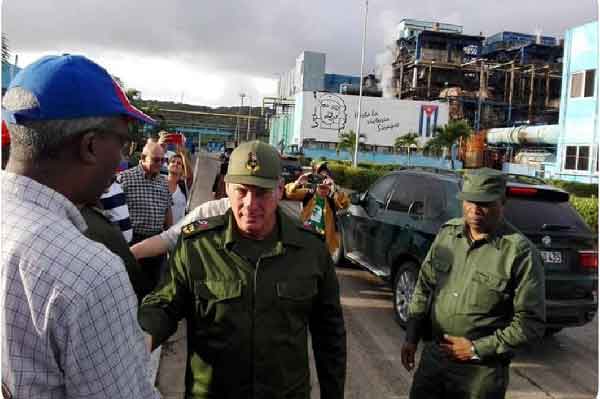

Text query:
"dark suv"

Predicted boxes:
[[336, 168, 597, 334]]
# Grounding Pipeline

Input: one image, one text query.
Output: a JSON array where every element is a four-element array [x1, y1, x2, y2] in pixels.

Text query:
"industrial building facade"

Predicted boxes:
[[553, 21, 599, 183], [383, 19, 563, 129], [269, 90, 448, 152], [269, 19, 567, 161], [269, 19, 599, 183]]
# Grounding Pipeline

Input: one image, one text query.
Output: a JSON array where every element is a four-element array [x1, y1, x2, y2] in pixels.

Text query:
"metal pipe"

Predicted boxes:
[[399, 62, 404, 98], [475, 61, 484, 131], [508, 62, 515, 124], [544, 66, 550, 108], [528, 66, 535, 118], [427, 63, 432, 98], [486, 124, 560, 145], [354, 0, 368, 167]]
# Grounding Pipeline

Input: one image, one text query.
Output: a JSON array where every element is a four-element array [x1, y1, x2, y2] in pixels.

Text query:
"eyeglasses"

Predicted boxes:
[[144, 156, 168, 164]]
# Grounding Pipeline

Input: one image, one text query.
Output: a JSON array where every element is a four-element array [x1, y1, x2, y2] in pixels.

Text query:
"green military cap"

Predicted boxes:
[[224, 140, 281, 189], [457, 167, 506, 202]]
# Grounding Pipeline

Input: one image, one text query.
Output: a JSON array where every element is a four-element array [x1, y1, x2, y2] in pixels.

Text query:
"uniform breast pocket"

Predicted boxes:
[[276, 278, 318, 333], [432, 260, 452, 288], [277, 279, 318, 302], [468, 271, 510, 313], [194, 280, 243, 320]]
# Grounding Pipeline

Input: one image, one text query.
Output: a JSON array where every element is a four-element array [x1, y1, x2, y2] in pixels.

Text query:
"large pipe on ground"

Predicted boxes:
[[485, 124, 559, 145]]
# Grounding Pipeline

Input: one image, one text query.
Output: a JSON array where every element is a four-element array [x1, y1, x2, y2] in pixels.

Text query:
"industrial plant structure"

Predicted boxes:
[[267, 18, 598, 183]]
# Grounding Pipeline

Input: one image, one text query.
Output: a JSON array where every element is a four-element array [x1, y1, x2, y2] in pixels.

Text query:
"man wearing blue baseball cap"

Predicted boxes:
[[1, 54, 159, 399]]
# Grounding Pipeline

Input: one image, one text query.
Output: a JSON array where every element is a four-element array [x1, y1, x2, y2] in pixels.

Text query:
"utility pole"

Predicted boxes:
[[246, 97, 252, 141], [354, 0, 368, 167], [236, 93, 246, 144]]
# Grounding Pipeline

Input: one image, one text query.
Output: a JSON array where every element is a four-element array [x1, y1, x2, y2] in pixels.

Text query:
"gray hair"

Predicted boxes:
[[3, 87, 122, 160]]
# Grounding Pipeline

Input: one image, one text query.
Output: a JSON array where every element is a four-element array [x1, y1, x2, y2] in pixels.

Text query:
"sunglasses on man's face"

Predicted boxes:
[[144, 155, 167, 164]]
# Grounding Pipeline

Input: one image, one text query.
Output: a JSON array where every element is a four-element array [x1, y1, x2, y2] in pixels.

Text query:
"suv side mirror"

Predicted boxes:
[[350, 192, 363, 205], [408, 201, 424, 219]]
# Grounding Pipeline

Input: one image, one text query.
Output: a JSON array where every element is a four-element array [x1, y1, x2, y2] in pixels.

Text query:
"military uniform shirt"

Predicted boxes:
[[231, 229, 278, 266], [139, 209, 346, 399], [408, 217, 546, 361]]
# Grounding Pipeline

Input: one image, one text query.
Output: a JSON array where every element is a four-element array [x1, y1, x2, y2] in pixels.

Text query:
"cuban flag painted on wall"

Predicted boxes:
[[419, 105, 439, 138]]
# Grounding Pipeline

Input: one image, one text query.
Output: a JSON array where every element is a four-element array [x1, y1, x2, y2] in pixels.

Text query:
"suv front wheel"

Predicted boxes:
[[393, 261, 418, 328]]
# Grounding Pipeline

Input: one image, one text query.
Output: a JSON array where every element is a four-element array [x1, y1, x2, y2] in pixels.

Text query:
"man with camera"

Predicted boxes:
[[285, 162, 349, 257]]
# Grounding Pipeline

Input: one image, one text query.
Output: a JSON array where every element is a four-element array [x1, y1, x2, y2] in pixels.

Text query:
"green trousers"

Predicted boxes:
[[410, 343, 509, 399]]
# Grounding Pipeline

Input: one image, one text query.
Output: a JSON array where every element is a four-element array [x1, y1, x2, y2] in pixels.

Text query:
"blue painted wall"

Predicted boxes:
[[302, 148, 462, 170], [554, 21, 599, 183]]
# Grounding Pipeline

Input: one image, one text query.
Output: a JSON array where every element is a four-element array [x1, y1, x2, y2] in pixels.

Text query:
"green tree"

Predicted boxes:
[[336, 130, 366, 156], [394, 132, 420, 165], [124, 88, 147, 146], [110, 77, 164, 152], [422, 137, 444, 157], [426, 119, 473, 168]]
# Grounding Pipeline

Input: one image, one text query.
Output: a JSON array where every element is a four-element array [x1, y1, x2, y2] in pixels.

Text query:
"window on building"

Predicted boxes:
[[564, 145, 591, 171], [571, 69, 596, 98], [571, 73, 584, 98], [578, 146, 590, 170], [565, 146, 577, 169], [584, 69, 596, 97]]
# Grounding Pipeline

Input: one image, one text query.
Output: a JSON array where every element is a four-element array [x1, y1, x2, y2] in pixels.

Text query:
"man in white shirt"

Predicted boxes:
[[130, 197, 230, 259], [1, 54, 160, 399]]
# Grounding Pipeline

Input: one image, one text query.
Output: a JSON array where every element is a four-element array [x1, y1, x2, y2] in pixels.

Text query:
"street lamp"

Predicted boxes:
[[353, 0, 369, 167], [236, 93, 246, 144], [246, 96, 252, 141]]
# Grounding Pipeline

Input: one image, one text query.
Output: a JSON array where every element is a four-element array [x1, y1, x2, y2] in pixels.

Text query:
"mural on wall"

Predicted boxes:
[[358, 109, 400, 132], [419, 104, 439, 137], [310, 92, 406, 134], [311, 92, 347, 132], [298, 91, 449, 148]]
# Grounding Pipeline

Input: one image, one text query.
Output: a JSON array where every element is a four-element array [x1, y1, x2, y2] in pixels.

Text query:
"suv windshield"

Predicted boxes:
[[504, 197, 591, 235]]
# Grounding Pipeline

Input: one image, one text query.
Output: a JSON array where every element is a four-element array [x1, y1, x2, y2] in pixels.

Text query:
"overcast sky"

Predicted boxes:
[[3, 1, 598, 107]]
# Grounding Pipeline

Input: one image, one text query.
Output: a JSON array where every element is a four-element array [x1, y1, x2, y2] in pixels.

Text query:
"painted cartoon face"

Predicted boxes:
[[313, 93, 347, 131], [320, 99, 341, 126]]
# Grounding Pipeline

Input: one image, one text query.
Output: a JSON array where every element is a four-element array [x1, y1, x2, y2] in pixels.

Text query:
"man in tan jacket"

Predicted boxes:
[[285, 162, 349, 257]]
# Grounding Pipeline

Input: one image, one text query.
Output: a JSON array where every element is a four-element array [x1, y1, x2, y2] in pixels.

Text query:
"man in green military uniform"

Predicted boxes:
[[139, 141, 346, 399], [401, 168, 545, 399]]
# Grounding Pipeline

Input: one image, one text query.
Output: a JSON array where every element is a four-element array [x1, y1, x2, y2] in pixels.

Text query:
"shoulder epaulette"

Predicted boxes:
[[181, 215, 226, 239]]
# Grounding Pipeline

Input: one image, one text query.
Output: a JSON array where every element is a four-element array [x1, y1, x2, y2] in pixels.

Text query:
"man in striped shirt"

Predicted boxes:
[[100, 179, 133, 243]]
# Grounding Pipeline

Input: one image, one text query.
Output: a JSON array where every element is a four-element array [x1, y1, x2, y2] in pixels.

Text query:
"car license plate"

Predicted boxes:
[[540, 250, 562, 264]]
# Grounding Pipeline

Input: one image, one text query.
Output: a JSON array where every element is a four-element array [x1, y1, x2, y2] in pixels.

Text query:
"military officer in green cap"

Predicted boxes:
[[401, 167, 545, 399], [139, 140, 346, 399]]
